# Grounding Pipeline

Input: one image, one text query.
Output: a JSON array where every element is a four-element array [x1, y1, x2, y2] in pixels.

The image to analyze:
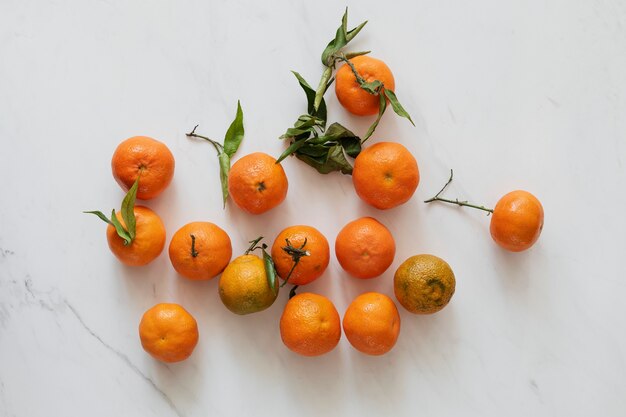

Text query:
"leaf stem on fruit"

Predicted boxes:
[[279, 238, 310, 288], [424, 169, 494, 215], [245, 236, 264, 255], [190, 234, 199, 258]]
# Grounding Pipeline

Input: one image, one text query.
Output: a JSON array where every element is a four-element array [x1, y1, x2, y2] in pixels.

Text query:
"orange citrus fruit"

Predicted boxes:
[[228, 152, 288, 214], [271, 225, 330, 286], [335, 55, 395, 116], [106, 205, 166, 266], [394, 254, 456, 314], [335, 217, 395, 279], [168, 222, 232, 280], [490, 190, 544, 252], [138, 303, 199, 363], [342, 292, 401, 356], [280, 293, 341, 357], [352, 142, 419, 210], [111, 136, 175, 200], [219, 254, 278, 315]]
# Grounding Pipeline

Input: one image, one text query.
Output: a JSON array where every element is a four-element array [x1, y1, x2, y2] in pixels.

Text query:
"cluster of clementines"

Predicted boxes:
[[87, 43, 544, 363]]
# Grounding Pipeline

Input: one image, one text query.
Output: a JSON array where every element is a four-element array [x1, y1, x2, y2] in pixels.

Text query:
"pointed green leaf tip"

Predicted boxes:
[[223, 100, 245, 157], [84, 175, 139, 246]]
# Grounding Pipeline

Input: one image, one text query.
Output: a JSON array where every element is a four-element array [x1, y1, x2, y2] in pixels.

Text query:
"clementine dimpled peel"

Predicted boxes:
[[111, 136, 175, 200], [335, 217, 395, 279], [343, 292, 401, 356], [271, 225, 330, 286], [227, 152, 288, 214], [425, 170, 544, 252], [168, 222, 232, 280], [139, 303, 199, 363], [352, 142, 420, 210], [280, 293, 341, 357]]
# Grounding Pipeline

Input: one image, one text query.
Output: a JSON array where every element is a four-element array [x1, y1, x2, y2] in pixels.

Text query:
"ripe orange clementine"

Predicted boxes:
[[139, 303, 199, 363], [111, 136, 175, 200], [271, 225, 330, 286], [228, 152, 288, 214], [280, 293, 341, 357], [490, 190, 544, 252], [342, 292, 400, 356], [335, 217, 395, 279], [352, 142, 419, 210], [106, 205, 166, 266], [168, 222, 232, 280], [335, 55, 395, 116]]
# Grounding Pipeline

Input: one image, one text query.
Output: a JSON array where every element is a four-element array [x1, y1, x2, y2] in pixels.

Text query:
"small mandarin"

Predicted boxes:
[[280, 293, 341, 357], [335, 217, 395, 279], [490, 190, 544, 252], [111, 136, 175, 200], [271, 225, 330, 286], [139, 303, 199, 363], [343, 292, 401, 356], [106, 205, 166, 266], [168, 222, 232, 280]]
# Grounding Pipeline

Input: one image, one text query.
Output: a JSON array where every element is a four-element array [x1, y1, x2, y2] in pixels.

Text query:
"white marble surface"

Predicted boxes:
[[1, 1, 626, 416]]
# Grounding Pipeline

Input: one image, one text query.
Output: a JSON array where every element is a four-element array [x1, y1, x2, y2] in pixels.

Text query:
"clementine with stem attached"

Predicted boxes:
[[424, 170, 544, 252], [271, 225, 330, 286], [169, 222, 232, 280], [106, 206, 166, 266], [335, 55, 395, 116]]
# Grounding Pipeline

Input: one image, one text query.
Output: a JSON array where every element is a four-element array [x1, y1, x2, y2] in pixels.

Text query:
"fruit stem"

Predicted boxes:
[[279, 238, 310, 288], [245, 236, 264, 255], [186, 125, 224, 156], [424, 169, 494, 214], [288, 285, 299, 299], [190, 234, 199, 258]]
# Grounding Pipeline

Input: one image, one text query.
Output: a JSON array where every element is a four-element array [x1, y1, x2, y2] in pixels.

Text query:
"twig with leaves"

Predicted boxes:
[[187, 101, 244, 207]]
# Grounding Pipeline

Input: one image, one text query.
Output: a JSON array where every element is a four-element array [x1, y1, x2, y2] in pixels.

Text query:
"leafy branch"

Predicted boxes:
[[187, 101, 244, 207]]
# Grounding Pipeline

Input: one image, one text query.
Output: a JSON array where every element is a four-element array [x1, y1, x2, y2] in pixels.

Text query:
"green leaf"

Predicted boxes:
[[298, 144, 330, 158], [292, 72, 327, 122], [345, 50, 371, 59], [83, 210, 114, 226], [223, 100, 245, 157], [360, 79, 383, 95], [320, 8, 367, 66], [313, 66, 332, 116], [295, 145, 354, 175], [384, 89, 415, 126], [218, 152, 230, 207], [362, 93, 388, 143], [120, 175, 139, 241], [109, 209, 132, 245], [262, 248, 278, 296], [320, 122, 358, 141], [276, 139, 308, 164], [341, 137, 361, 158]]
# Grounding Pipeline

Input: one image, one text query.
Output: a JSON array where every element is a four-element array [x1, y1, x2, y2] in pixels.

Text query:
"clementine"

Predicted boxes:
[[335, 217, 395, 279], [352, 142, 419, 210], [139, 303, 199, 363], [228, 152, 288, 214], [168, 222, 232, 280], [111, 136, 175, 200], [219, 254, 278, 315], [342, 292, 401, 356], [271, 225, 330, 286], [335, 55, 395, 116], [490, 190, 544, 252], [280, 293, 341, 357], [106, 205, 165, 266]]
